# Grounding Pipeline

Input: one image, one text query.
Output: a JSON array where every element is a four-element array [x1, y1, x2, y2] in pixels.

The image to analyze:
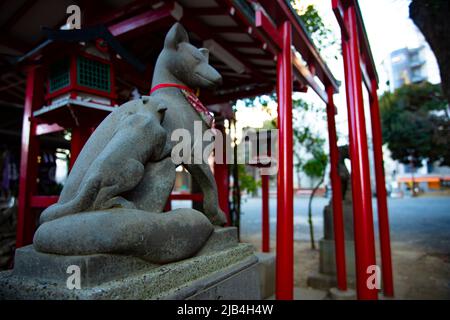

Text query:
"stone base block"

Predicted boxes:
[[329, 287, 356, 300], [0, 227, 261, 300], [319, 239, 355, 276], [255, 252, 275, 299], [307, 271, 337, 291], [307, 238, 356, 291]]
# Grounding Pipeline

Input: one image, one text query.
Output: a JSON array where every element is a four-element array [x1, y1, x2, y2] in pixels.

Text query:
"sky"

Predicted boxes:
[[235, 0, 441, 146]]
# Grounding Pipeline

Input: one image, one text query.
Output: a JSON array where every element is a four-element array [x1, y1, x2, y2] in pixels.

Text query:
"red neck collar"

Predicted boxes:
[[150, 83, 195, 95]]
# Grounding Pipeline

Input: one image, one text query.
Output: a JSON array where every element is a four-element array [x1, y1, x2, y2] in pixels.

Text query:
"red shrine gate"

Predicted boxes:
[[9, 0, 393, 300]]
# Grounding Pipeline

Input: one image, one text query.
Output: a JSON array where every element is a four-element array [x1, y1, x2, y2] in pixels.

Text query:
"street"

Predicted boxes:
[[239, 196, 450, 254]]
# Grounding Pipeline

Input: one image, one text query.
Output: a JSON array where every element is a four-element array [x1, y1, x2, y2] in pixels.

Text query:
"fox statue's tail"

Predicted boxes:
[[39, 178, 101, 224], [34, 207, 214, 264]]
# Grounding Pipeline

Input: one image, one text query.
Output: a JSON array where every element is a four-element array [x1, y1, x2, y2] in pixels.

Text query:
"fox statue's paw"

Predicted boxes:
[[209, 208, 228, 226]]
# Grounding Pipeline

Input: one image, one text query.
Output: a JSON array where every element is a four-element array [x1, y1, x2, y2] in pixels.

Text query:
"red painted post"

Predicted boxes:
[[369, 78, 394, 297], [70, 126, 91, 169], [342, 4, 378, 300], [261, 174, 270, 252], [214, 120, 230, 225], [326, 86, 348, 291], [276, 21, 294, 300], [16, 66, 44, 248]]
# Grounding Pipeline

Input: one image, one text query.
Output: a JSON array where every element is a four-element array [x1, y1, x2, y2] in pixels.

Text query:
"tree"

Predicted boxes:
[[410, 0, 450, 105], [291, 2, 339, 62], [292, 98, 328, 250], [303, 144, 328, 250], [379, 82, 450, 167]]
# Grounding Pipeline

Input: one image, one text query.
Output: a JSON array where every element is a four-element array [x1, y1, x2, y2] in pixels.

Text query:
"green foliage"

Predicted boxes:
[[380, 82, 449, 166], [292, 2, 339, 60], [292, 98, 328, 177], [303, 149, 328, 179], [238, 164, 260, 195]]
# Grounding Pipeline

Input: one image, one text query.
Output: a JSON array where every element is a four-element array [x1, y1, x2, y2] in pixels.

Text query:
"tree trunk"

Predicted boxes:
[[410, 0, 450, 104], [307, 176, 324, 250]]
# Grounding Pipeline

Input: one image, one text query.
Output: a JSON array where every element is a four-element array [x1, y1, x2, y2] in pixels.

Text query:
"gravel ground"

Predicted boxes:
[[235, 195, 450, 300]]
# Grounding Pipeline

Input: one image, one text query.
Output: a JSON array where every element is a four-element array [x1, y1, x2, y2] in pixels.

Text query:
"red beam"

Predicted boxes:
[[326, 85, 347, 291], [334, 0, 378, 82], [258, 0, 339, 93], [30, 196, 59, 208], [86, 0, 157, 27], [262, 174, 270, 253], [181, 12, 266, 82], [108, 2, 177, 39], [16, 66, 44, 248], [332, 0, 349, 40], [276, 21, 294, 300], [369, 78, 394, 297], [219, 0, 280, 56], [360, 59, 373, 94], [353, 1, 378, 82], [342, 4, 378, 300], [169, 193, 203, 201], [255, 10, 282, 50], [70, 127, 92, 169], [214, 121, 231, 226], [253, 8, 328, 103]]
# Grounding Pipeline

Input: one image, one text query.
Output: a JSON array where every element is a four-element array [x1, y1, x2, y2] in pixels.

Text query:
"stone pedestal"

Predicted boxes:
[[255, 252, 275, 299], [0, 227, 261, 300], [319, 239, 355, 276], [307, 239, 356, 290], [329, 287, 356, 300], [307, 198, 356, 290]]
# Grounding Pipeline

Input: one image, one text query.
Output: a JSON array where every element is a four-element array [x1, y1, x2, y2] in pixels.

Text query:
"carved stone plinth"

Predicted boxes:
[[0, 228, 261, 300]]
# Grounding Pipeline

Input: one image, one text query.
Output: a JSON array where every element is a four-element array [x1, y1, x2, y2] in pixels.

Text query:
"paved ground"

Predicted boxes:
[[173, 195, 450, 299], [238, 195, 450, 299], [239, 196, 450, 253]]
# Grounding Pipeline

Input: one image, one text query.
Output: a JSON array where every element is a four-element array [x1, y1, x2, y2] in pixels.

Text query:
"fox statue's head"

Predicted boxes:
[[154, 23, 222, 90]]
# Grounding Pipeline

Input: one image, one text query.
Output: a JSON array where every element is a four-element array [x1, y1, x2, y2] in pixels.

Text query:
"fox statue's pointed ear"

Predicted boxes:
[[164, 23, 189, 49]]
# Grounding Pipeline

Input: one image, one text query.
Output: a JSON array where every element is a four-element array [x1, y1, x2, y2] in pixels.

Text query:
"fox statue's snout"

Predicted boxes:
[[162, 23, 222, 90], [191, 49, 223, 89]]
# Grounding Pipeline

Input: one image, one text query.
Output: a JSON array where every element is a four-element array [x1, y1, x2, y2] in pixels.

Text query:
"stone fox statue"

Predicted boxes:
[[39, 23, 227, 226], [147, 22, 227, 225], [39, 97, 170, 223]]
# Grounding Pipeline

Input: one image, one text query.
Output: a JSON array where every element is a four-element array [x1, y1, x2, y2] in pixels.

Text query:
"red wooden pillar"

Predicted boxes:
[[276, 21, 294, 300], [342, 4, 378, 299], [369, 78, 394, 297], [70, 126, 91, 169], [326, 86, 348, 291], [261, 174, 270, 253], [214, 121, 230, 226], [16, 66, 44, 248]]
